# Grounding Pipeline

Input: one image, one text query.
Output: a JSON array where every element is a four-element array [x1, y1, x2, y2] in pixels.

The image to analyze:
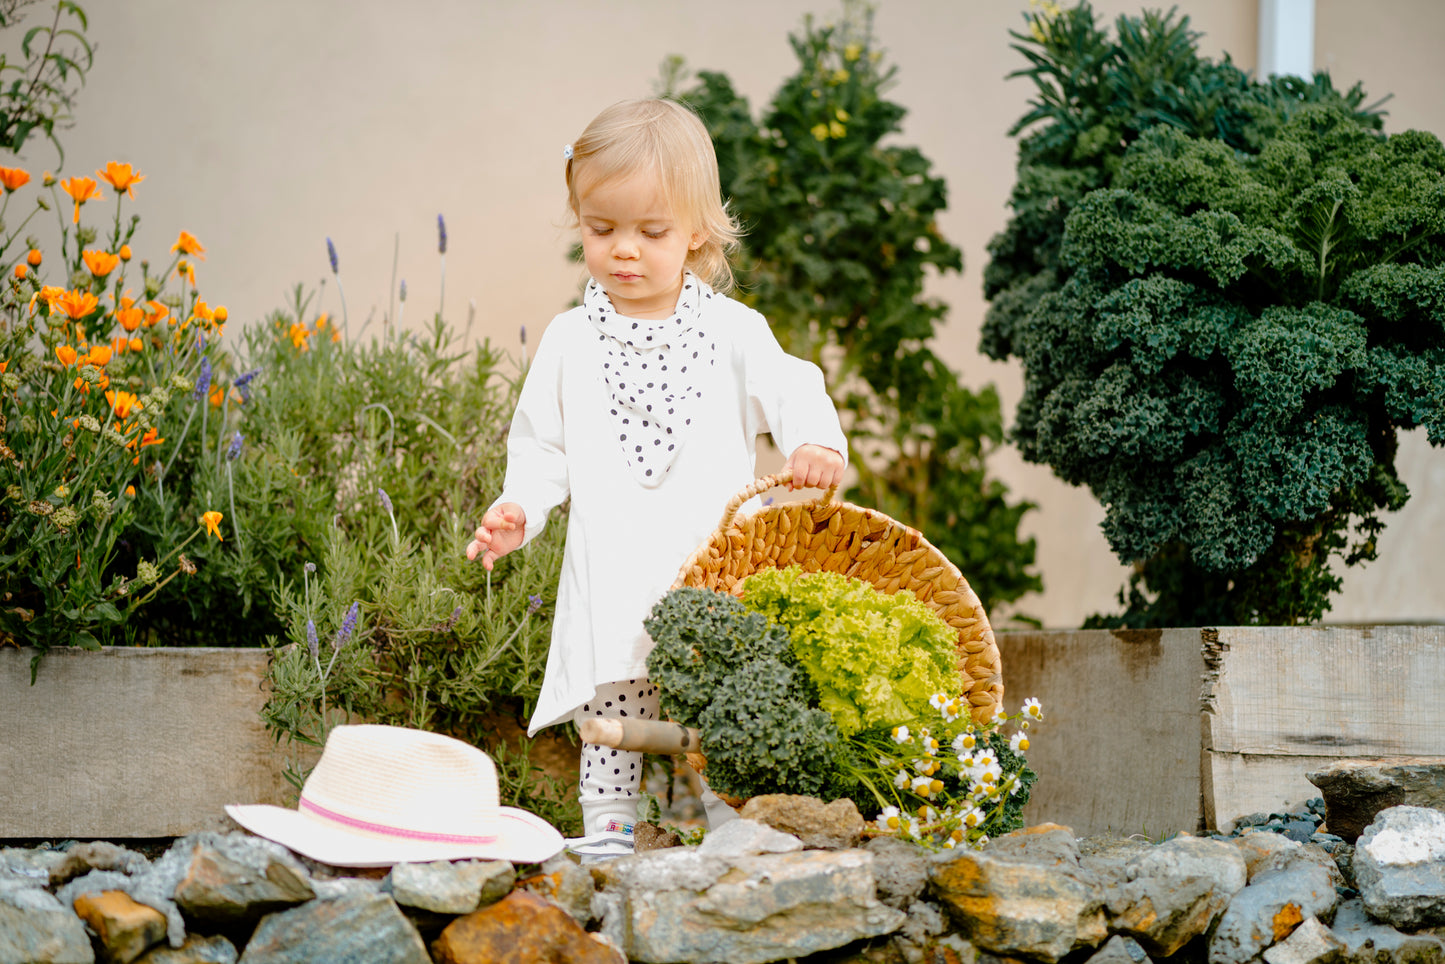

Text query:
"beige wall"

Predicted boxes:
[[23, 1, 1442, 628]]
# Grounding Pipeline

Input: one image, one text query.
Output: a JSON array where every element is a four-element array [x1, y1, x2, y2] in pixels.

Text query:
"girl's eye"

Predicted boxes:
[[588, 226, 612, 236], [643, 230, 668, 239]]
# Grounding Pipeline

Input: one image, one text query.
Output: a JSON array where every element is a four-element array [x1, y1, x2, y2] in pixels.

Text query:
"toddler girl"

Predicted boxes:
[[466, 98, 846, 858]]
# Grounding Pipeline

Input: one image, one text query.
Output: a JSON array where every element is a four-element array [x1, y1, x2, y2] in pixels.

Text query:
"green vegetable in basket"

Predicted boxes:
[[738, 567, 962, 736]]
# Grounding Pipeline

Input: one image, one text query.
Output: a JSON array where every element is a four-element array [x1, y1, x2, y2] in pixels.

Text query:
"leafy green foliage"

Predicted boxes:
[[982, 2, 1436, 625], [0, 1, 93, 162], [662, 1, 1041, 616], [738, 567, 960, 736]]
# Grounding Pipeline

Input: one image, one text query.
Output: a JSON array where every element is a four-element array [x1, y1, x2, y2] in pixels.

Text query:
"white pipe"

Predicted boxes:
[[1258, 0, 1317, 79]]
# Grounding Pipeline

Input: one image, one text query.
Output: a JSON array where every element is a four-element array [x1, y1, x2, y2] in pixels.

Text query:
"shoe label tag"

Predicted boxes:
[[604, 819, 634, 835]]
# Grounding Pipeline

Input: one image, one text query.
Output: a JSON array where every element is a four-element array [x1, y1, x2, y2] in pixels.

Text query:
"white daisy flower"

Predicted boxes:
[[877, 805, 901, 830], [894, 769, 911, 789], [891, 725, 911, 744], [1022, 697, 1043, 720], [1009, 731, 1030, 754]]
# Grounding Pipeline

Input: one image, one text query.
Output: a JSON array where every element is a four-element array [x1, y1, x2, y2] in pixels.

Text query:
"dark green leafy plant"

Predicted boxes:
[[982, 2, 1436, 626], [0, 0, 92, 162], [661, 1, 1040, 617]]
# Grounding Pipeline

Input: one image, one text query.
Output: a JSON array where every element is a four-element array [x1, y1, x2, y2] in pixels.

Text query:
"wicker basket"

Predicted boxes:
[[670, 470, 1004, 781]]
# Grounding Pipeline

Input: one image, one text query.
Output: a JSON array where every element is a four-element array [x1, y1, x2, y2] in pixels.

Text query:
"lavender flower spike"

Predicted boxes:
[[306, 619, 319, 660], [193, 357, 212, 401], [399, 279, 407, 302], [437, 214, 447, 255], [334, 601, 360, 650], [527, 594, 544, 614], [326, 237, 339, 275], [520, 325, 527, 346], [226, 431, 244, 462], [378, 487, 393, 514]]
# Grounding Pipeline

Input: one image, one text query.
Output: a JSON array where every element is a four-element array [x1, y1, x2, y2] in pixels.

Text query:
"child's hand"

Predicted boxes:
[[466, 503, 527, 570], [784, 444, 845, 491]]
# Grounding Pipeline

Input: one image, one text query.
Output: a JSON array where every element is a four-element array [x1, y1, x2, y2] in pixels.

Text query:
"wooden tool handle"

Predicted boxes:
[[578, 717, 703, 755]]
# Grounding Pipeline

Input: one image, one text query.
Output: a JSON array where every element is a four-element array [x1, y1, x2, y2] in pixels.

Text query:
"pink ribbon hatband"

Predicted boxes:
[[299, 796, 499, 845]]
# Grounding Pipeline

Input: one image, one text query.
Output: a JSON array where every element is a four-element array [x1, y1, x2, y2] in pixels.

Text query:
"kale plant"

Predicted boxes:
[[982, 3, 1438, 625]]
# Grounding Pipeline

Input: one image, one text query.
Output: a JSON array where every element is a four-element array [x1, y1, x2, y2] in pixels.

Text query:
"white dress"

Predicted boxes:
[[495, 295, 847, 736]]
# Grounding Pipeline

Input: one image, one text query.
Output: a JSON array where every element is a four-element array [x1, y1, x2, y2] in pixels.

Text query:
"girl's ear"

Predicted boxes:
[[688, 231, 705, 251]]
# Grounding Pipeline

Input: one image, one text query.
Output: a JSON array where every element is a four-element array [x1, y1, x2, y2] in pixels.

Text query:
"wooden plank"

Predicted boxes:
[[996, 628, 1207, 838]]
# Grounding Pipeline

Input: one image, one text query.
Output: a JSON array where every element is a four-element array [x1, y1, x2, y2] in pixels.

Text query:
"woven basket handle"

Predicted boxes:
[[716, 469, 839, 531]]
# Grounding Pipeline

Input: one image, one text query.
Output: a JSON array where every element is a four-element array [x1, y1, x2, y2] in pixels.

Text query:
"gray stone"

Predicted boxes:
[[897, 898, 949, 946], [133, 935, 238, 964], [1078, 835, 1154, 887], [50, 842, 150, 885], [382, 860, 514, 915], [931, 842, 1108, 963], [1354, 805, 1445, 929], [1, 847, 68, 886], [1208, 862, 1338, 964], [0, 886, 95, 964], [309, 876, 382, 902], [1307, 757, 1445, 843], [613, 849, 905, 964], [1087, 935, 1153, 964], [865, 835, 933, 910], [236, 892, 429, 964], [1331, 898, 1445, 963], [1134, 834, 1248, 896], [1105, 873, 1229, 957], [694, 816, 803, 858], [1262, 915, 1346, 964], [738, 794, 866, 849], [522, 859, 594, 925], [590, 845, 730, 894], [56, 867, 190, 951], [173, 844, 316, 928], [984, 823, 1084, 868]]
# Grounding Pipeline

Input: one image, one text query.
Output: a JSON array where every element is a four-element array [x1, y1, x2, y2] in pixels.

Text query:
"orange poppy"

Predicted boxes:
[[105, 389, 141, 420], [171, 231, 206, 260], [116, 306, 144, 332], [144, 300, 169, 327], [82, 249, 120, 278], [54, 289, 99, 321], [26, 249, 41, 267], [201, 510, 223, 541], [60, 176, 104, 224], [97, 162, 144, 199], [55, 344, 78, 367], [0, 167, 30, 192]]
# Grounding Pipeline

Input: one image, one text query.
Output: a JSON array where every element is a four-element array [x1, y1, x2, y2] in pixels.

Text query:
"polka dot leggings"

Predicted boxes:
[[573, 678, 658, 836]]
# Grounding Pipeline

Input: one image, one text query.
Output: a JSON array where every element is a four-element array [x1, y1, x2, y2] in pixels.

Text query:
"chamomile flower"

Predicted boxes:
[[952, 731, 977, 753], [929, 692, 948, 711], [877, 806, 901, 831], [1022, 697, 1043, 721], [911, 775, 935, 796], [891, 724, 911, 744], [1009, 731, 1031, 754], [961, 805, 984, 829], [894, 769, 911, 789]]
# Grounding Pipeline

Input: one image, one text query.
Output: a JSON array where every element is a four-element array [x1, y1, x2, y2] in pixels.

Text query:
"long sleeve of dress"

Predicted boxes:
[[493, 320, 570, 547], [740, 313, 849, 466]]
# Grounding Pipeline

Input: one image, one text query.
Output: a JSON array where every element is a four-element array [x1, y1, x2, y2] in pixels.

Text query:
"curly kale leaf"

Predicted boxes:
[[696, 657, 841, 800], [643, 587, 794, 728]]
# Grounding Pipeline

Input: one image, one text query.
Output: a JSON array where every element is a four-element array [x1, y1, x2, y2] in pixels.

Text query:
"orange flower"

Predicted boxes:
[[315, 313, 329, 330], [214, 305, 228, 323], [128, 336, 143, 352], [105, 389, 141, 420], [54, 289, 99, 321], [13, 264, 25, 279], [84, 344, 113, 367], [97, 162, 144, 199], [176, 260, 195, 286], [171, 231, 206, 260], [116, 306, 144, 332], [0, 360, 7, 374], [125, 484, 136, 497], [119, 244, 131, 261], [191, 300, 215, 323], [55, 344, 78, 367], [144, 300, 169, 327], [60, 176, 104, 224], [137, 426, 163, 448], [26, 249, 41, 267], [82, 249, 120, 278], [209, 384, 224, 407], [201, 510, 223, 541], [287, 322, 311, 350], [111, 335, 128, 356], [0, 167, 30, 192]]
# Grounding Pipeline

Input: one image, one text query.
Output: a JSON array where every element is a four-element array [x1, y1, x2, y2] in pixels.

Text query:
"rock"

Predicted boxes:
[[865, 835, 933, 910], [173, 845, 315, 928], [51, 843, 150, 886], [1, 847, 69, 887], [1307, 758, 1445, 843], [517, 860, 594, 925], [1207, 861, 1338, 964], [1077, 835, 1153, 887], [694, 816, 804, 858], [381, 860, 514, 915], [1104, 873, 1229, 957], [56, 870, 186, 951], [72, 890, 167, 964], [897, 898, 949, 947], [237, 892, 429, 964], [605, 848, 905, 964], [1086, 935, 1153, 964], [1132, 835, 1248, 897], [1352, 805, 1445, 928], [0, 885, 95, 964], [930, 831, 1108, 964], [632, 821, 682, 852], [1330, 897, 1445, 963], [430, 891, 624, 964], [1261, 915, 1345, 964], [132, 935, 238, 964], [740, 794, 867, 849], [1232, 832, 1345, 889]]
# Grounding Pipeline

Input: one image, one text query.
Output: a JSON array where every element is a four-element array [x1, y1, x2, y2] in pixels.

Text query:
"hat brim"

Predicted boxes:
[[224, 802, 565, 868]]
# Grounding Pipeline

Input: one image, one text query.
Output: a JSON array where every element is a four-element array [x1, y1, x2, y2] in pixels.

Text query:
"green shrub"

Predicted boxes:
[[982, 2, 1437, 625]]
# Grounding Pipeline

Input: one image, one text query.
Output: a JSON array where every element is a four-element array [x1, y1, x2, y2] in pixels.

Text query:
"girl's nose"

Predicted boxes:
[[613, 235, 640, 259]]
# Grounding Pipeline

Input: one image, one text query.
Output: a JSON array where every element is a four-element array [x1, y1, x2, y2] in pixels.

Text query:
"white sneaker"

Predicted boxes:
[[565, 829, 635, 863]]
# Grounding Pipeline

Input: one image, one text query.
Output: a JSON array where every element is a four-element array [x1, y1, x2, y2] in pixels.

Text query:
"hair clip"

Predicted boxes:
[[562, 144, 574, 161]]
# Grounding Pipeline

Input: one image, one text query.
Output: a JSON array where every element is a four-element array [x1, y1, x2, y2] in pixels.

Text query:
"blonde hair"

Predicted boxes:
[[565, 98, 742, 292]]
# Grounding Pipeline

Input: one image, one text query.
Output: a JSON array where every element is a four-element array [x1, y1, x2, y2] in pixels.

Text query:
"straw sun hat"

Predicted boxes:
[[226, 724, 564, 867]]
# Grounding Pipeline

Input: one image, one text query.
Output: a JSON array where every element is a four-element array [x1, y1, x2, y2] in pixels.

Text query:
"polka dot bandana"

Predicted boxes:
[[584, 272, 716, 488]]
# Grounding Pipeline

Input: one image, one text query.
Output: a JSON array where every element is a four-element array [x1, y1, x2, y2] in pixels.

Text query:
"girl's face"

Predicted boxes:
[[576, 171, 702, 320]]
